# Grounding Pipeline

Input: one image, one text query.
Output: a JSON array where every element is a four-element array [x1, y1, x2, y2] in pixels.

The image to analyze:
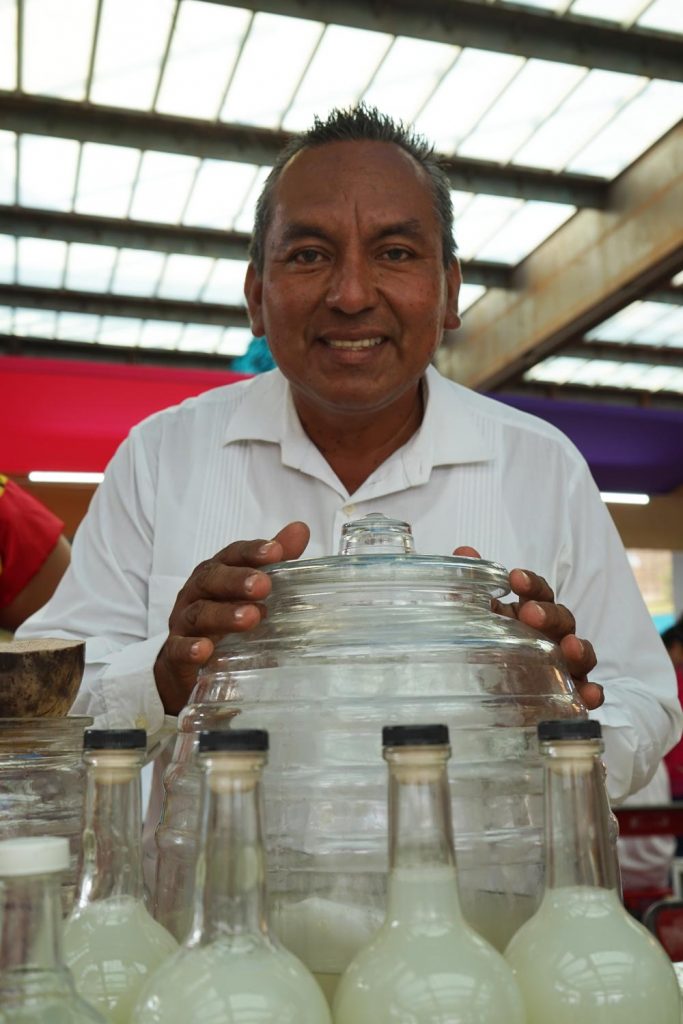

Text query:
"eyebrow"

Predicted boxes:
[[275, 218, 427, 250]]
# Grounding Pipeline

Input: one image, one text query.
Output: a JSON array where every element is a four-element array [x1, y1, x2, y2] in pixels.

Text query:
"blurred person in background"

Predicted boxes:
[[663, 617, 683, 801], [0, 473, 71, 633]]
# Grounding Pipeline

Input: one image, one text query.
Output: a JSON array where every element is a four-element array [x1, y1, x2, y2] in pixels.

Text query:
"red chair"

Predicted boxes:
[[643, 898, 683, 961]]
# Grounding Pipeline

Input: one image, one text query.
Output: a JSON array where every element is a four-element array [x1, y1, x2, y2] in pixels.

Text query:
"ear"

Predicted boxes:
[[443, 259, 462, 331], [245, 262, 265, 338]]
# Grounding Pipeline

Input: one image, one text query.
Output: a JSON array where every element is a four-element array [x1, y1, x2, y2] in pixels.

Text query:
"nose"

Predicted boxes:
[[325, 246, 378, 315]]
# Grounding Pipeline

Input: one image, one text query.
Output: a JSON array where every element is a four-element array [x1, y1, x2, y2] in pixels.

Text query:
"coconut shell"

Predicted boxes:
[[0, 638, 85, 717]]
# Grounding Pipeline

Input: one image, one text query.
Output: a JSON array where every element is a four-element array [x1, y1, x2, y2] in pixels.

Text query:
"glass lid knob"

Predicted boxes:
[[338, 513, 416, 556]]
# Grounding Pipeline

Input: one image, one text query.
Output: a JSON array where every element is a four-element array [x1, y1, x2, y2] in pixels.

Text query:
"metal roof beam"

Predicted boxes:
[[0, 284, 250, 327], [498, 382, 683, 411], [564, 342, 683, 367], [203, 0, 683, 81], [0, 205, 514, 288], [0, 333, 237, 369], [0, 93, 609, 208], [437, 124, 683, 389]]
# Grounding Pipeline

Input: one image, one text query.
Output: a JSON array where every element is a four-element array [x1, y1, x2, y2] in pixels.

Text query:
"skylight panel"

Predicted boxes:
[[157, 254, 215, 301], [217, 327, 252, 357], [586, 300, 673, 341], [17, 238, 67, 288], [638, 0, 683, 32], [476, 200, 576, 263], [183, 160, 257, 230], [97, 316, 142, 347], [155, 1, 252, 120], [202, 259, 248, 306], [138, 320, 183, 350], [453, 195, 523, 261], [282, 25, 393, 132], [75, 143, 141, 218], [459, 59, 586, 163], [524, 356, 589, 384], [414, 49, 524, 154], [0, 307, 13, 333], [0, 132, 16, 205], [570, 0, 652, 22], [64, 243, 117, 292], [643, 366, 683, 393], [19, 136, 80, 211], [56, 311, 101, 341], [232, 167, 271, 233], [13, 307, 57, 338], [22, 0, 97, 100], [110, 249, 165, 297], [512, 68, 646, 172], [671, 270, 683, 286], [89, 0, 175, 109], [636, 307, 683, 347], [178, 324, 224, 353], [362, 37, 459, 124], [221, 13, 323, 128], [605, 361, 665, 389], [0, 0, 17, 90], [567, 359, 627, 386], [129, 151, 199, 224], [459, 283, 486, 312], [0, 234, 15, 284], [569, 79, 683, 177]]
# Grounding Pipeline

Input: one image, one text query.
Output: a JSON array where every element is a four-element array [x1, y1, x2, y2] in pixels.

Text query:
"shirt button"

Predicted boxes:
[[342, 504, 356, 517]]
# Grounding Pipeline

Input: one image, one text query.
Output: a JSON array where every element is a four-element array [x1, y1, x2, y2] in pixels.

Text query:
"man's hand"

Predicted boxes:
[[155, 521, 310, 714], [453, 546, 604, 711]]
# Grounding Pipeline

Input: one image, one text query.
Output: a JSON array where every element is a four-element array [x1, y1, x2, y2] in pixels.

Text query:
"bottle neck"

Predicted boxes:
[[385, 747, 461, 922], [0, 872, 67, 977], [543, 739, 618, 891], [76, 751, 144, 905], [190, 752, 269, 945]]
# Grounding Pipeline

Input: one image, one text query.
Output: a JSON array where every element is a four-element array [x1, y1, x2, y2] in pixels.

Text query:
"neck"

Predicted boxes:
[[293, 383, 424, 494], [544, 742, 617, 891], [386, 749, 461, 923], [76, 754, 144, 905], [191, 754, 269, 945], [0, 873, 66, 976]]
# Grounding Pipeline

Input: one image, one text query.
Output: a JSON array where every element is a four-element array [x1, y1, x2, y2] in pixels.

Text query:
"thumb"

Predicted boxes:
[[272, 521, 310, 560]]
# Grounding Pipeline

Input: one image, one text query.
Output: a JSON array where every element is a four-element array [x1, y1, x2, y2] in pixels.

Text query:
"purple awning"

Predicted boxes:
[[492, 393, 683, 495]]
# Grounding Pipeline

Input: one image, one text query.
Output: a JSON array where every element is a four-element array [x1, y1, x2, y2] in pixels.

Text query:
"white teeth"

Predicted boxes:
[[325, 337, 384, 350]]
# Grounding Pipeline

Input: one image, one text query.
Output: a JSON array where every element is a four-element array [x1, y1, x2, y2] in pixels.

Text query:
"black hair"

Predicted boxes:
[[249, 104, 457, 273]]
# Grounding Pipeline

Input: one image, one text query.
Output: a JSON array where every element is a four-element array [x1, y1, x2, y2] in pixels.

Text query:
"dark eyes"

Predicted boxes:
[[290, 246, 412, 264]]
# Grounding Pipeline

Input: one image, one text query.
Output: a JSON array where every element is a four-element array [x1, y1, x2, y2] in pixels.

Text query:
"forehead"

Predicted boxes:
[[269, 140, 438, 235]]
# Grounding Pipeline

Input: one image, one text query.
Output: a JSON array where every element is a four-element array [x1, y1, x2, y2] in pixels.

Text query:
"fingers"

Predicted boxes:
[[154, 635, 215, 715], [453, 545, 482, 558]]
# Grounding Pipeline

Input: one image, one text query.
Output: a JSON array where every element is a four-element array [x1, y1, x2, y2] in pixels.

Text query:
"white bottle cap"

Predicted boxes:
[[0, 836, 70, 876]]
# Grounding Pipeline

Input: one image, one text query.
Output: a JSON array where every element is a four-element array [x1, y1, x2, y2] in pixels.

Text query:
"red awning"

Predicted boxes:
[[1, 355, 249, 475]]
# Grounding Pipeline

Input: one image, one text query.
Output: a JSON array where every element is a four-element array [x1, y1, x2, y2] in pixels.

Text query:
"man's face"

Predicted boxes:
[[245, 140, 461, 421]]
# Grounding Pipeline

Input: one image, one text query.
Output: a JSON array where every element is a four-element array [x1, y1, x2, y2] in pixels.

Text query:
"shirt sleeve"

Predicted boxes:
[[556, 449, 681, 803], [0, 476, 64, 608], [15, 429, 169, 736]]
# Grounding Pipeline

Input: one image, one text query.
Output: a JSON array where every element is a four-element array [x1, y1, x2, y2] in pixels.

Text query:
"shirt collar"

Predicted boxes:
[[222, 364, 494, 488]]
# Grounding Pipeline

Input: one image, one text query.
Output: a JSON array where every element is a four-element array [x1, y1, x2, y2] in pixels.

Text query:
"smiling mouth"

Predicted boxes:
[[322, 336, 385, 351]]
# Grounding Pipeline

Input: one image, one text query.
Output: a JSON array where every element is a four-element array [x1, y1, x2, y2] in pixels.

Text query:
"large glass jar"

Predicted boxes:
[[154, 514, 585, 964], [0, 716, 92, 912]]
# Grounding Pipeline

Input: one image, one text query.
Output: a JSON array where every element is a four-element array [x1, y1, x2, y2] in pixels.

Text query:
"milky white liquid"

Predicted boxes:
[[505, 886, 681, 1023], [132, 936, 331, 1024], [63, 896, 177, 1023], [333, 866, 525, 1024]]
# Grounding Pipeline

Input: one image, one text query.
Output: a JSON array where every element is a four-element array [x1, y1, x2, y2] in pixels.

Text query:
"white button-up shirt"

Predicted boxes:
[[18, 366, 680, 803]]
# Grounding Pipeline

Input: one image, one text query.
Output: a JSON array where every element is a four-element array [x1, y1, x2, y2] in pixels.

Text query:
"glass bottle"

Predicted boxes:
[[0, 835, 105, 1023], [505, 719, 680, 1023], [133, 729, 331, 1023], [333, 724, 526, 1023], [63, 729, 177, 1023]]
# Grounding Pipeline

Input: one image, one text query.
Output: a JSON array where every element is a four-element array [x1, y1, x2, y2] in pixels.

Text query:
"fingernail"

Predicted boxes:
[[531, 602, 545, 622], [518, 571, 531, 587], [257, 541, 277, 556], [244, 573, 260, 594], [190, 642, 202, 656], [233, 606, 249, 622]]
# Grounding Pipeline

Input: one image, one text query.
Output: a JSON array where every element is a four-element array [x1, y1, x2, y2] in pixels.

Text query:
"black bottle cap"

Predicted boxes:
[[537, 719, 602, 742], [198, 729, 269, 753], [83, 728, 147, 750], [382, 724, 450, 748]]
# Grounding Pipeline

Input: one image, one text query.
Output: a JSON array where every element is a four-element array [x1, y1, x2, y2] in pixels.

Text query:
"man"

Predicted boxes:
[[18, 106, 679, 807]]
